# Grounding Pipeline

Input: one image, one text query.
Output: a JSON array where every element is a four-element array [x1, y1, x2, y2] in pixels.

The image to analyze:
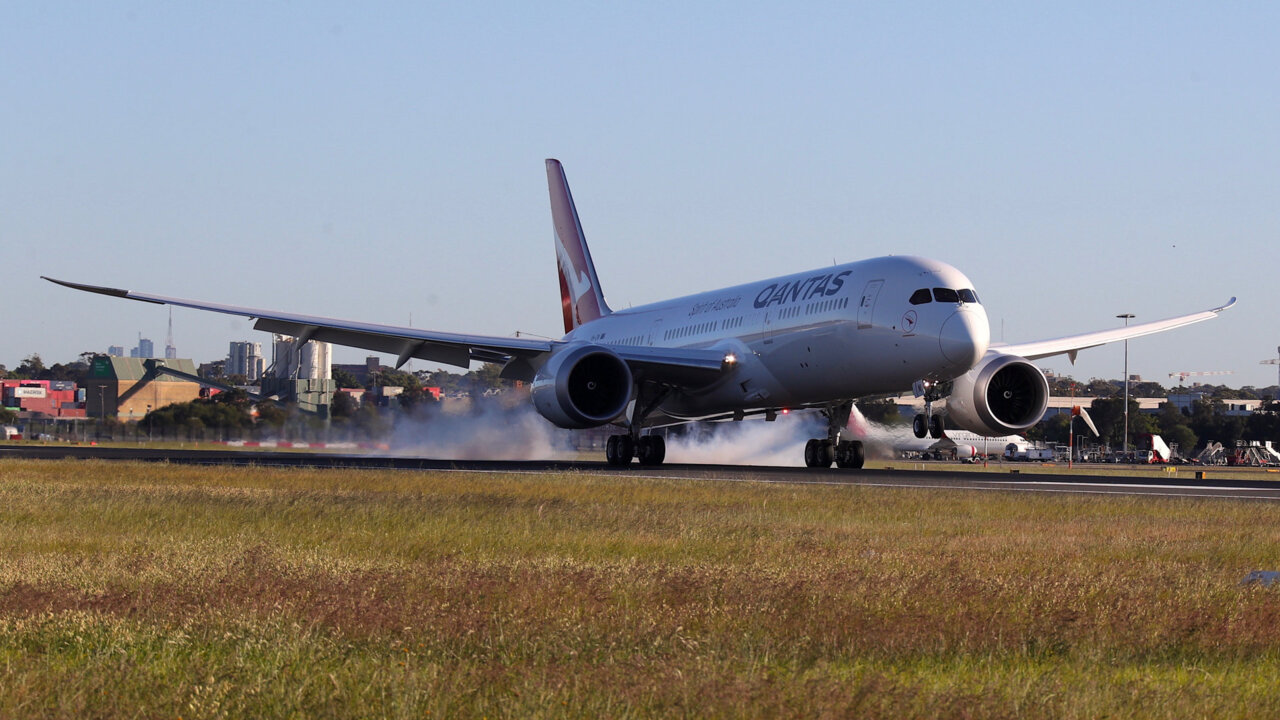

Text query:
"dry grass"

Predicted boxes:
[[2, 459, 1279, 718]]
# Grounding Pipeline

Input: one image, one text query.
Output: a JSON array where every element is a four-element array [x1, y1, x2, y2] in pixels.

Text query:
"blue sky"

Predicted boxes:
[[4, 2, 1278, 388]]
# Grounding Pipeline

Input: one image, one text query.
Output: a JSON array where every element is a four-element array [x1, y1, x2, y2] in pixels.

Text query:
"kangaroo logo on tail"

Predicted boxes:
[[546, 159, 611, 333]]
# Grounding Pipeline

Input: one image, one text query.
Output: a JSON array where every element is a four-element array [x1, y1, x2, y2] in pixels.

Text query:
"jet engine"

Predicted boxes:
[[946, 353, 1049, 436], [531, 344, 633, 429]]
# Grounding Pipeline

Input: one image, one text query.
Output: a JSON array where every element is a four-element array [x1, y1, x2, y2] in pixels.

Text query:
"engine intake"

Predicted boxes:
[[947, 353, 1049, 436], [531, 344, 633, 429]]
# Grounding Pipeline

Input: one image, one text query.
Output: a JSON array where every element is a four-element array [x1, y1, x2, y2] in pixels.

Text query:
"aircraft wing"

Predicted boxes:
[[44, 276, 556, 368], [989, 297, 1236, 362], [43, 277, 731, 385]]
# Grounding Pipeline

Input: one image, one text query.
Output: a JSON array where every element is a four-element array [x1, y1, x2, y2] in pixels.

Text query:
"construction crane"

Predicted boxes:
[[1168, 370, 1234, 385], [1262, 346, 1280, 387]]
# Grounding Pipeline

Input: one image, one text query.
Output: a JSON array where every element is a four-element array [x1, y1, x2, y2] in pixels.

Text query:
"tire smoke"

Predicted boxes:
[[661, 415, 826, 467], [387, 400, 578, 460]]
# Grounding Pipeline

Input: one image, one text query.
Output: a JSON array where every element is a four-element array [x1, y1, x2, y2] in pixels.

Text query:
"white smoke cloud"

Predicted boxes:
[[382, 397, 916, 466], [845, 402, 910, 461], [662, 413, 825, 467], [388, 399, 578, 460]]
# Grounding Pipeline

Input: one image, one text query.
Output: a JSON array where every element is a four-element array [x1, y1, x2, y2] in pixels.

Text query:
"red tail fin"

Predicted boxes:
[[547, 159, 611, 333]]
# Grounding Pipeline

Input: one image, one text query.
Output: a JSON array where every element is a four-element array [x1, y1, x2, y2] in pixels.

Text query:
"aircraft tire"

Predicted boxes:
[[637, 435, 666, 466], [835, 441, 864, 469], [928, 414, 944, 439], [805, 439, 833, 468], [606, 435, 634, 466], [912, 414, 928, 438]]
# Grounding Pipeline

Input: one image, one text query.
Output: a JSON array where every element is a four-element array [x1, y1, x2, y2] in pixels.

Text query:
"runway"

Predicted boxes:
[[3, 444, 1279, 501]]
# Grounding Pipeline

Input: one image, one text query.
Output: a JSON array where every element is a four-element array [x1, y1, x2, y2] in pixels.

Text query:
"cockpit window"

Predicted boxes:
[[958, 288, 980, 304], [909, 288, 932, 305], [932, 288, 960, 303]]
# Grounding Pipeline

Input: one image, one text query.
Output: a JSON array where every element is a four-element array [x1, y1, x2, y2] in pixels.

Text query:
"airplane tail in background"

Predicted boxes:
[[547, 158, 611, 333]]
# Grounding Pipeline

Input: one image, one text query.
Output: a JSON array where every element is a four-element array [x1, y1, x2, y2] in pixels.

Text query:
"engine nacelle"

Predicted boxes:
[[946, 353, 1049, 436], [531, 344, 633, 429]]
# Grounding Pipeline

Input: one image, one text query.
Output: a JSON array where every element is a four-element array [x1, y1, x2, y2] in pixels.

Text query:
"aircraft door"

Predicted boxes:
[[648, 318, 663, 346], [858, 280, 883, 329], [763, 310, 776, 343]]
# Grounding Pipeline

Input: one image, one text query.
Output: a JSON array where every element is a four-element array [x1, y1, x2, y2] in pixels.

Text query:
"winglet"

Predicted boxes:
[[41, 276, 164, 304], [1214, 297, 1237, 313], [546, 159, 611, 333]]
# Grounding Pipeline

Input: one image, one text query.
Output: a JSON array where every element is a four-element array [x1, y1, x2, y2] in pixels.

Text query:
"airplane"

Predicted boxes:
[[44, 159, 1236, 469], [845, 402, 1028, 460], [876, 426, 1030, 461]]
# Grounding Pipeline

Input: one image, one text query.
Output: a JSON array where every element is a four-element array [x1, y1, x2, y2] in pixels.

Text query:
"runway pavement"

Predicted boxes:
[[3, 444, 1279, 501]]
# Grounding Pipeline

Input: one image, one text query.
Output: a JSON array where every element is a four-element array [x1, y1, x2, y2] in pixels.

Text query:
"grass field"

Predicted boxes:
[[2, 459, 1280, 718]]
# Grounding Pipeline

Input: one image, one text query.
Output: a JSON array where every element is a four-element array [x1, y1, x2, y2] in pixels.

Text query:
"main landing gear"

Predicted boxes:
[[605, 433, 666, 467], [912, 380, 952, 439], [804, 402, 864, 469], [604, 384, 670, 467]]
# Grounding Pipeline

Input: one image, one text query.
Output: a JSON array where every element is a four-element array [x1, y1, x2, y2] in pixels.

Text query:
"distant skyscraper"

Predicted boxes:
[[132, 336, 154, 359], [227, 341, 264, 381], [107, 345, 125, 357]]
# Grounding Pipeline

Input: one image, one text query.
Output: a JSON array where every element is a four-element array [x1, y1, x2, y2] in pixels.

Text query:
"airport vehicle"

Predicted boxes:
[[45, 160, 1235, 468], [1135, 433, 1175, 463], [1008, 447, 1055, 462]]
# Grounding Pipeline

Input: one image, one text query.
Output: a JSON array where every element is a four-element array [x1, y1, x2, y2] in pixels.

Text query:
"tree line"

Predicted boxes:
[[1028, 396, 1280, 456]]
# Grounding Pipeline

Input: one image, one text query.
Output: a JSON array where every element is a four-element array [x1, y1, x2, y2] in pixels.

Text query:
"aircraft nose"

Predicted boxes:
[[939, 307, 990, 368]]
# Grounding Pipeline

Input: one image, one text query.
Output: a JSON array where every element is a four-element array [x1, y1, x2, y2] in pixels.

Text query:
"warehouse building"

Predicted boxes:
[[83, 356, 204, 421]]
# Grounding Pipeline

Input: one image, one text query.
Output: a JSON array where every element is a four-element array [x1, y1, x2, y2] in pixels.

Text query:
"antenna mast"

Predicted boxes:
[[164, 306, 177, 359]]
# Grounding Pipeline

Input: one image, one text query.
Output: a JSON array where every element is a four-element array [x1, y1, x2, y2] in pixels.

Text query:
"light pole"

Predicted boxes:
[[1116, 313, 1135, 457]]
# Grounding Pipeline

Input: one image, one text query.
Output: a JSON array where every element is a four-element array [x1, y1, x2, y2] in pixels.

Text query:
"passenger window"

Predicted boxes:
[[958, 289, 979, 304], [933, 288, 960, 303], [909, 288, 932, 305]]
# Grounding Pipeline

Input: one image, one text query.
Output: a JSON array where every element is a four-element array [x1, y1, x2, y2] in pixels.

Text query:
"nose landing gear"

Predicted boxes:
[[912, 380, 952, 439]]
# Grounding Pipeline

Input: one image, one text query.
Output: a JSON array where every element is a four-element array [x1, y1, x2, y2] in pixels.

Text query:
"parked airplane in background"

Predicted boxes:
[[45, 160, 1235, 468], [872, 427, 1031, 461], [844, 402, 1028, 460]]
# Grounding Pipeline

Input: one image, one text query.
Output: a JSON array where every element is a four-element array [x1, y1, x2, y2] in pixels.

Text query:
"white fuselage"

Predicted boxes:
[[563, 255, 991, 420], [884, 429, 1030, 457]]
